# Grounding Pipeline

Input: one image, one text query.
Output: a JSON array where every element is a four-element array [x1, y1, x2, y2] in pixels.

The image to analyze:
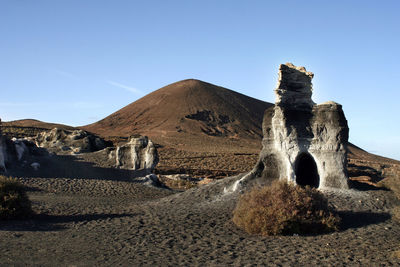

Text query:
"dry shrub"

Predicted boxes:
[[233, 180, 340, 235], [0, 176, 32, 220]]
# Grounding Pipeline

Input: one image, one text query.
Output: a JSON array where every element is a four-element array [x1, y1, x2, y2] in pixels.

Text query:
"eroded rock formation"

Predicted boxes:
[[0, 119, 43, 172], [36, 128, 108, 154], [115, 136, 159, 174], [234, 63, 349, 190]]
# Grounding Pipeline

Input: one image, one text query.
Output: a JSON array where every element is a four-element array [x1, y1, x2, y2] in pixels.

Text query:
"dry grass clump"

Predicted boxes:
[[233, 180, 340, 236], [0, 176, 32, 220]]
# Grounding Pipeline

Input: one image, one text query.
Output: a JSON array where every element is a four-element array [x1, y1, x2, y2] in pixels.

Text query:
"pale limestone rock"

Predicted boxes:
[[36, 128, 107, 154], [238, 63, 349, 190], [115, 136, 159, 174], [275, 63, 315, 108], [0, 135, 38, 172], [13, 138, 28, 161], [136, 173, 161, 187]]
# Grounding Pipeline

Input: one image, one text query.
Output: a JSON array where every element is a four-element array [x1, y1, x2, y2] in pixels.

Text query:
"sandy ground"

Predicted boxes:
[[0, 143, 400, 266], [1, 169, 400, 266], [3, 91, 400, 265]]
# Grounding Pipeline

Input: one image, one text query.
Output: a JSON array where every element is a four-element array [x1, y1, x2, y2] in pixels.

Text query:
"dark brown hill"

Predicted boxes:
[[83, 79, 273, 142], [3, 119, 75, 130], [1, 119, 76, 138]]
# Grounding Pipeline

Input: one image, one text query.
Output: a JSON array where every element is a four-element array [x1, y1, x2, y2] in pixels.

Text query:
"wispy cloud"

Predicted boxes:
[[107, 80, 142, 94]]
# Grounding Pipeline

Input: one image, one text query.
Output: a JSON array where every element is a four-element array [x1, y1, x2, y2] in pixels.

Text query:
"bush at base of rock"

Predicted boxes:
[[232, 180, 340, 236], [0, 176, 32, 220]]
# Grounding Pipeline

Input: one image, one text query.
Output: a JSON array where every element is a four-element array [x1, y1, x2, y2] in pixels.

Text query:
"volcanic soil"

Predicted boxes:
[[2, 79, 400, 265], [1, 161, 400, 266]]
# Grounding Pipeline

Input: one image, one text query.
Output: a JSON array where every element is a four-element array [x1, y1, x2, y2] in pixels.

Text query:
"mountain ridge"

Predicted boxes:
[[2, 119, 75, 131]]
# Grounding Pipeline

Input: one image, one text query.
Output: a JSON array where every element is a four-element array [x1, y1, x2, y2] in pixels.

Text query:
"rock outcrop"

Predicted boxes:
[[234, 63, 349, 190], [0, 118, 42, 172], [36, 128, 108, 154], [115, 136, 159, 174], [0, 137, 6, 172]]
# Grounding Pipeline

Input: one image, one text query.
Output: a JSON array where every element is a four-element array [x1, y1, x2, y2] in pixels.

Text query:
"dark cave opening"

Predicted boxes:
[[295, 153, 320, 188]]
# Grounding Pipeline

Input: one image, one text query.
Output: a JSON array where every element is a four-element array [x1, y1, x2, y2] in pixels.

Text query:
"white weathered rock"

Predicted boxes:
[[240, 63, 349, 190], [136, 173, 161, 186], [0, 135, 38, 172], [13, 138, 28, 161], [36, 128, 107, 154], [0, 119, 46, 173], [275, 63, 315, 108], [115, 136, 159, 174]]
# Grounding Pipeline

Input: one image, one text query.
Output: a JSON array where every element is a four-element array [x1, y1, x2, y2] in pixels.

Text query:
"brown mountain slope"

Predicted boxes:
[[3, 119, 75, 130], [83, 79, 273, 142], [348, 143, 399, 164], [2, 119, 76, 138]]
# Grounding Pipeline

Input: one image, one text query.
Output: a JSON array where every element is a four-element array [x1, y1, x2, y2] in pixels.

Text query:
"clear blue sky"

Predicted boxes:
[[1, 0, 399, 160]]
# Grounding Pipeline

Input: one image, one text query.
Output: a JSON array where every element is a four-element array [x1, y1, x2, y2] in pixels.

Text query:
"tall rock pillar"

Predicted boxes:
[[250, 63, 349, 189]]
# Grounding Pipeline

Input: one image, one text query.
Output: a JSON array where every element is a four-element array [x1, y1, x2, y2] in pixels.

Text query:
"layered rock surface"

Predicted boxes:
[[275, 63, 315, 108], [115, 136, 159, 174], [36, 128, 108, 154], [237, 63, 349, 189], [1, 122, 160, 179], [0, 124, 45, 172]]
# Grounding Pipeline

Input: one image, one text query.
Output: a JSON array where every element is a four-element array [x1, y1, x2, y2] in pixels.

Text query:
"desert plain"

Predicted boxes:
[[1, 79, 400, 266]]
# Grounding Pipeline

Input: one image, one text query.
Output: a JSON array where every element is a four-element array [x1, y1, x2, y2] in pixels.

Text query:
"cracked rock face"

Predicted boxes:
[[0, 134, 43, 173], [115, 136, 159, 174], [249, 63, 349, 189], [275, 63, 315, 108], [36, 128, 107, 154]]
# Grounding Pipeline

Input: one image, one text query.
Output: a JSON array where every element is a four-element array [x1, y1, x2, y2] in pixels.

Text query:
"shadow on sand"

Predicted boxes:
[[348, 180, 390, 191], [8, 153, 149, 182], [338, 210, 391, 231], [0, 213, 133, 232]]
